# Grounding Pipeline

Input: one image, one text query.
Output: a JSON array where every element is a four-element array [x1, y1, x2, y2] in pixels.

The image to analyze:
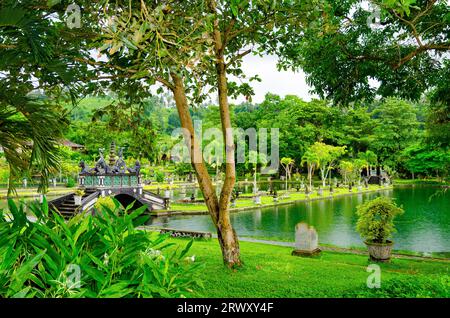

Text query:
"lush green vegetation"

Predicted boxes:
[[3, 92, 442, 189], [0, 0, 448, 289], [4, 91, 448, 193], [0, 200, 202, 297], [2, 198, 448, 298], [356, 197, 404, 244], [169, 238, 449, 298], [159, 185, 389, 214]]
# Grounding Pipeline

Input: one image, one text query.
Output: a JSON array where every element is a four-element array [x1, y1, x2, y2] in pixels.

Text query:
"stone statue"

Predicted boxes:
[[79, 160, 90, 174], [90, 148, 111, 174], [127, 160, 141, 175], [112, 147, 127, 173]]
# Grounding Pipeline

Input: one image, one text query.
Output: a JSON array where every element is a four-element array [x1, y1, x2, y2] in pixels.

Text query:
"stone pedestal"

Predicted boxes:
[[292, 223, 321, 257]]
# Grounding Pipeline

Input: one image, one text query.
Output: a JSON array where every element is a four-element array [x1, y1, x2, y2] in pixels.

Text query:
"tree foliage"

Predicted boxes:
[[279, 0, 450, 105]]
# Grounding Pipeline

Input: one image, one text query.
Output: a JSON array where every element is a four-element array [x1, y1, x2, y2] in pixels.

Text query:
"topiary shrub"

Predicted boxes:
[[154, 171, 165, 183], [356, 197, 404, 244], [65, 177, 76, 188]]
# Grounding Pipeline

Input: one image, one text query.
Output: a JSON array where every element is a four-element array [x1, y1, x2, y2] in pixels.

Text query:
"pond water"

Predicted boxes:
[[166, 180, 321, 201], [150, 186, 450, 253]]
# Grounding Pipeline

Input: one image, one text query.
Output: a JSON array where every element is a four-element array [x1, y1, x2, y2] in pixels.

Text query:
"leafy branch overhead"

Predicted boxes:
[[278, 0, 450, 104]]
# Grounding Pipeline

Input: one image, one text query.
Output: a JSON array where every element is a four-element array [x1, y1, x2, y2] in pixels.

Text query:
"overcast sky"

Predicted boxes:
[[93, 50, 317, 104], [230, 54, 317, 104]]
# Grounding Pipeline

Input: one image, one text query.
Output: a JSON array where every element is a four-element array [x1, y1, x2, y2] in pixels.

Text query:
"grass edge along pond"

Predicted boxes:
[[172, 237, 450, 298], [155, 184, 392, 215]]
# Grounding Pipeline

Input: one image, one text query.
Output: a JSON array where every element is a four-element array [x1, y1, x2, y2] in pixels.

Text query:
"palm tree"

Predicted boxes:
[[0, 99, 66, 195], [0, 0, 103, 195], [359, 150, 378, 177], [353, 158, 368, 184]]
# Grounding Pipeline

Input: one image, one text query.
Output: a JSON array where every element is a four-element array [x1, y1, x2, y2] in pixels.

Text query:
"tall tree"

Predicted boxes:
[[279, 0, 450, 105], [280, 157, 295, 191], [370, 98, 419, 170], [301, 150, 319, 190], [95, 0, 313, 267], [309, 142, 347, 187]]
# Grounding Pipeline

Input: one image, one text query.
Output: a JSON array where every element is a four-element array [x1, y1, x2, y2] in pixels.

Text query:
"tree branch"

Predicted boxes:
[[225, 48, 252, 69]]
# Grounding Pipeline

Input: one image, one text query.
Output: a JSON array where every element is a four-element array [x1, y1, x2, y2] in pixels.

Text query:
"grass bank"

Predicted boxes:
[[393, 179, 449, 186], [169, 238, 450, 298], [0, 187, 73, 199], [154, 184, 392, 215]]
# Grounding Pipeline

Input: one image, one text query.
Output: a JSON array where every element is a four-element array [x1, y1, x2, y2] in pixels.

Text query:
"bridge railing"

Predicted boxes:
[[78, 173, 142, 189], [81, 191, 100, 213]]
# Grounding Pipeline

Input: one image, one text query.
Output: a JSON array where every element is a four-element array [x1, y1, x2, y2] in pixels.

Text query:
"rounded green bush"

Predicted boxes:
[[356, 197, 404, 243]]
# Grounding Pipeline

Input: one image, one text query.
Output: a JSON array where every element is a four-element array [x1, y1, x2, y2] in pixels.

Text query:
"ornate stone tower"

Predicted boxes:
[[108, 141, 117, 167]]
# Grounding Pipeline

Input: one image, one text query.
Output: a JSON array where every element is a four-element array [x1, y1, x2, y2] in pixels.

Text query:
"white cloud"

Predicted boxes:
[[230, 54, 316, 104]]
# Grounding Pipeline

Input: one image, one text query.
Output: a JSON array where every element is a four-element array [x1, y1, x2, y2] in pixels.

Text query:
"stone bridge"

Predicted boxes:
[[49, 173, 167, 218], [49, 143, 167, 218]]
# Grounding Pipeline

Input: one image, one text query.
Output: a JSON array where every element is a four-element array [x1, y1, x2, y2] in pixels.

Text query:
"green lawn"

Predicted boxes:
[[157, 185, 391, 214], [169, 238, 450, 298]]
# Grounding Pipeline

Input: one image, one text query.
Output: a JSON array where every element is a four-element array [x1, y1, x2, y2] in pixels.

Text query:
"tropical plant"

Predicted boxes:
[[339, 161, 355, 185], [353, 158, 368, 184], [74, 189, 85, 197], [94, 196, 116, 211], [280, 157, 295, 191], [301, 150, 319, 190], [0, 103, 66, 195], [309, 142, 346, 187], [358, 150, 378, 177], [0, 199, 203, 298], [356, 197, 404, 244], [246, 151, 268, 195], [0, 0, 97, 194]]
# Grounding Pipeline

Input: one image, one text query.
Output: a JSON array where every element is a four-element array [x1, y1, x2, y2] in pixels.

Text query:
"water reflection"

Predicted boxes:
[[150, 186, 450, 253]]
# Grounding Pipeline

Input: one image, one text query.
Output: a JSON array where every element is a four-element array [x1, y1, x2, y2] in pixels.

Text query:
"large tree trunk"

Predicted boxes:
[[208, 0, 242, 267], [171, 73, 241, 267], [215, 47, 241, 267]]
